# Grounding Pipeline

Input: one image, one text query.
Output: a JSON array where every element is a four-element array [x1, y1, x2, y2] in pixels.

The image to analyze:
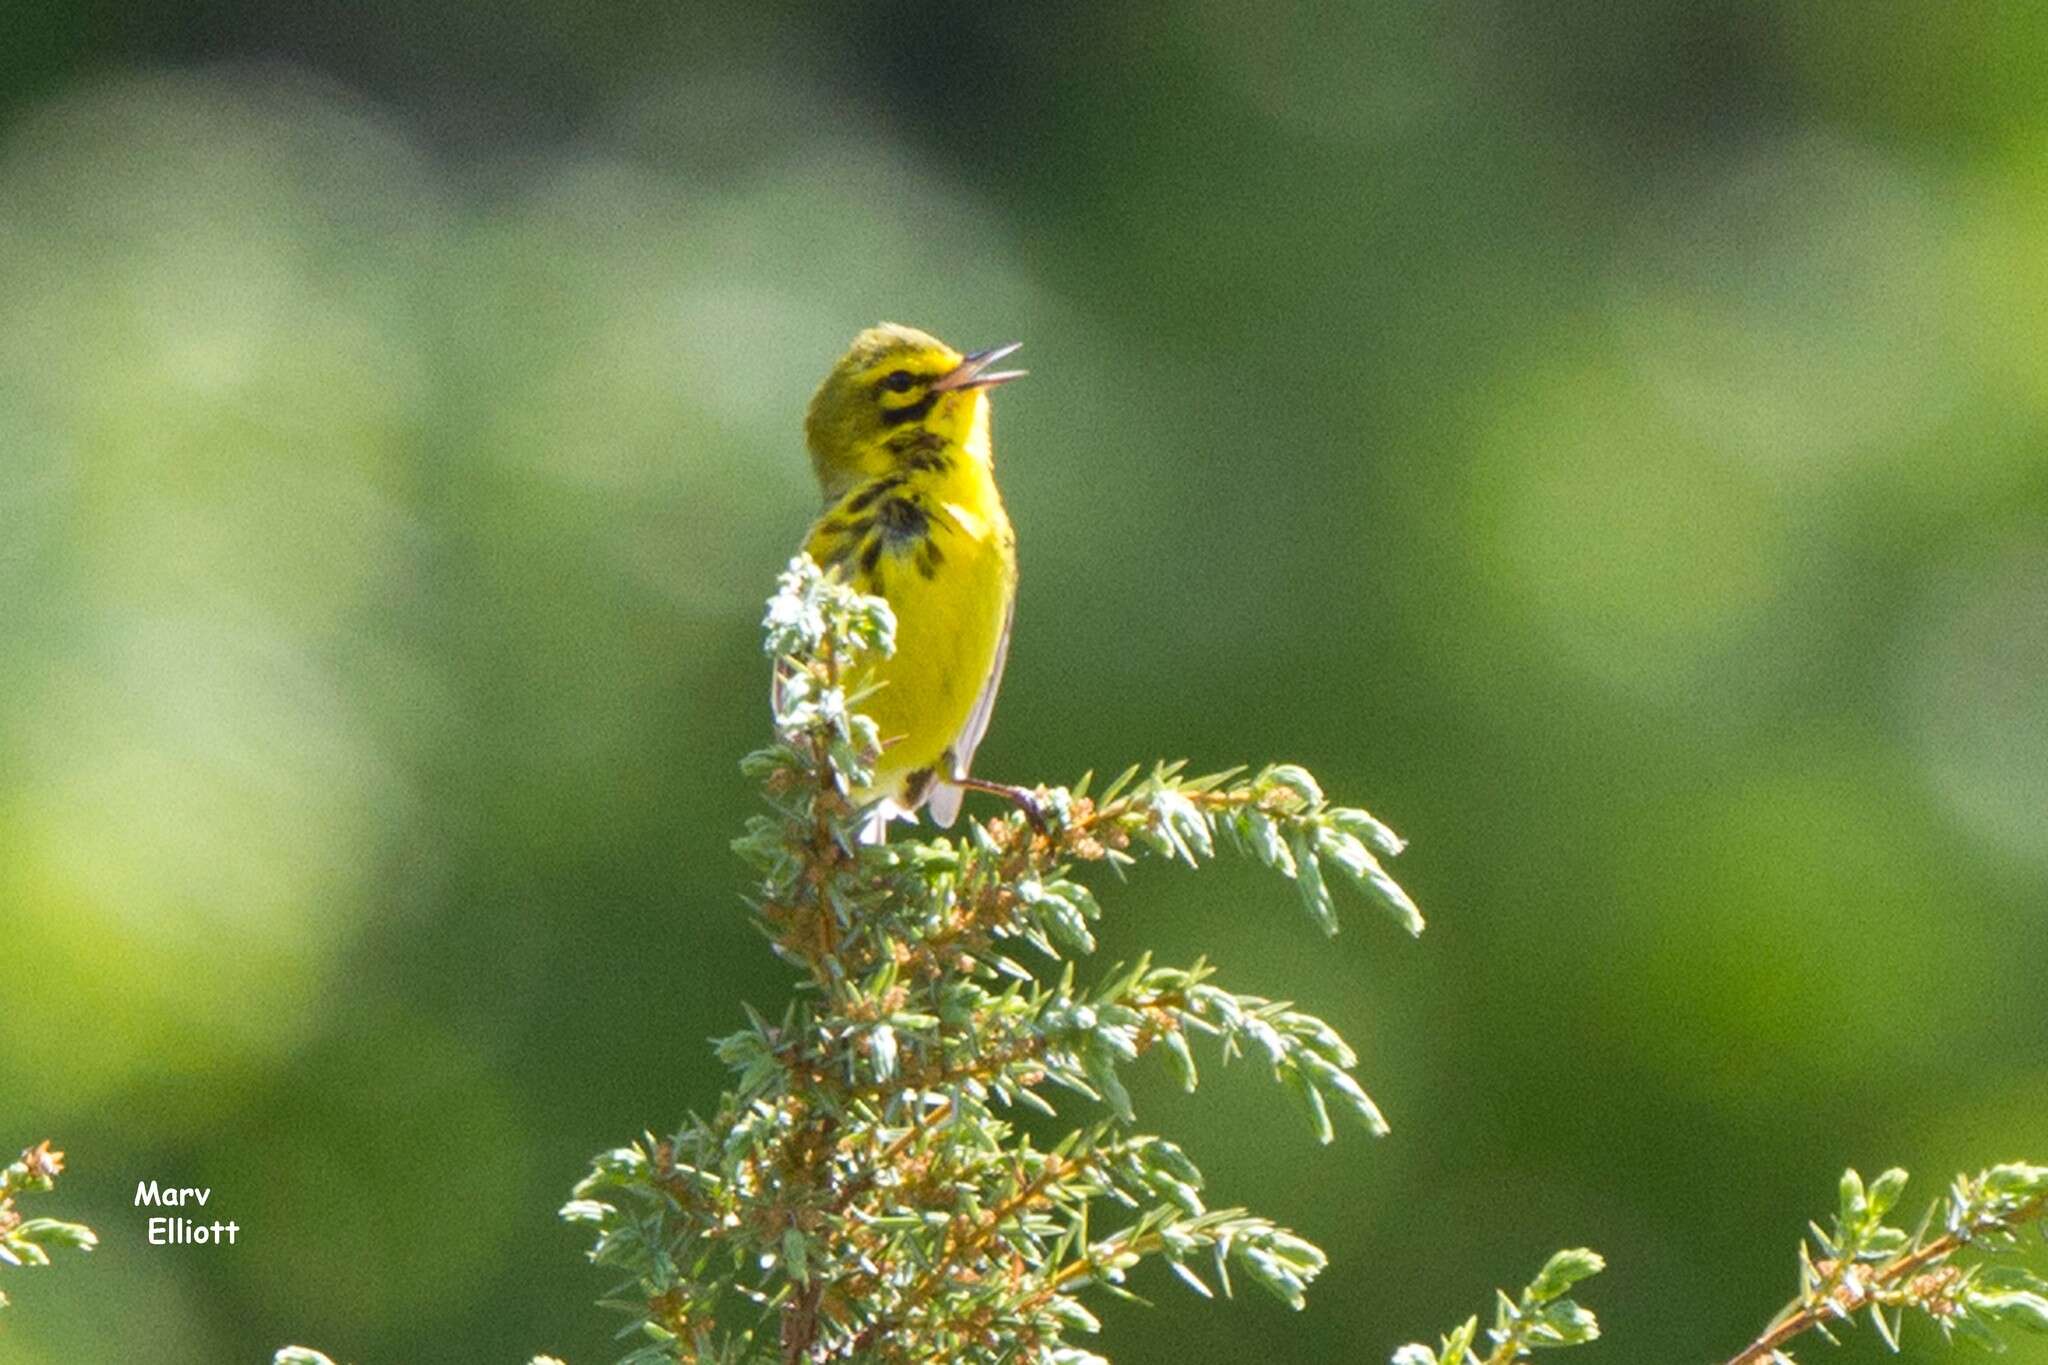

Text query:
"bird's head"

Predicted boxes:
[[804, 323, 1024, 498]]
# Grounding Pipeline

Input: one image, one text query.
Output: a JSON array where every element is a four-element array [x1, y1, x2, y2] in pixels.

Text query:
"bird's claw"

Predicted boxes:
[[1011, 789, 1049, 838]]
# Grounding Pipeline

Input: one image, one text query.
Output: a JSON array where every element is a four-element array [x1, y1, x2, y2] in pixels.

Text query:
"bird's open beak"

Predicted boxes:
[[930, 341, 1026, 392]]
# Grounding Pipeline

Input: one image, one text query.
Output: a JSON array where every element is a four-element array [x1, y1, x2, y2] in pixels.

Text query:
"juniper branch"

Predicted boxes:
[[1391, 1163, 2048, 1365], [1724, 1163, 2048, 1364], [564, 557, 1423, 1364]]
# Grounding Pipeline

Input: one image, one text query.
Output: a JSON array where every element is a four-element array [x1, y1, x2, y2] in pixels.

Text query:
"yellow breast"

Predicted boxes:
[[803, 454, 1015, 803]]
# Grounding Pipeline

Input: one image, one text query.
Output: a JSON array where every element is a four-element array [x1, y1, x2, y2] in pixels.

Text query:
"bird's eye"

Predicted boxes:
[[881, 369, 916, 394]]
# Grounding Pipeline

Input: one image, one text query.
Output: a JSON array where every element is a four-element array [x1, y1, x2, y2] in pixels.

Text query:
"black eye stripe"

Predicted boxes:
[[879, 393, 937, 427], [879, 368, 917, 394]]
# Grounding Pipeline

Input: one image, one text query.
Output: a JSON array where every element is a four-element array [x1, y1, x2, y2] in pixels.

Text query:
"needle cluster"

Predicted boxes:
[[1390, 1248, 1606, 1365]]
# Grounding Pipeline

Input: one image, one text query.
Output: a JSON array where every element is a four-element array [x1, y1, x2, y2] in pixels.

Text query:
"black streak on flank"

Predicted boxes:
[[875, 496, 929, 544], [879, 392, 937, 427], [859, 537, 884, 577], [916, 539, 944, 579], [846, 476, 904, 514]]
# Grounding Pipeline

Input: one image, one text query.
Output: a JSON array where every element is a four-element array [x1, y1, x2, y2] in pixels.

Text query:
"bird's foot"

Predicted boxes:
[[954, 776, 1050, 837]]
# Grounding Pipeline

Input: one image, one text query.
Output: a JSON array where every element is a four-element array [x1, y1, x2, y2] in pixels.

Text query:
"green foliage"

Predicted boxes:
[[1726, 1162, 2048, 1364], [562, 557, 1421, 1363], [275, 1350, 567, 1365], [265, 566, 2047, 1365], [269, 560, 2048, 1365], [1390, 1248, 1604, 1365], [0, 1141, 96, 1311], [1384, 1162, 2047, 1365]]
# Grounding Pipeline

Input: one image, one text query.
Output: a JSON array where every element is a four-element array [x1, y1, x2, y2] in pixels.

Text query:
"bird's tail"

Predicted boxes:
[[926, 780, 965, 828], [857, 797, 917, 845]]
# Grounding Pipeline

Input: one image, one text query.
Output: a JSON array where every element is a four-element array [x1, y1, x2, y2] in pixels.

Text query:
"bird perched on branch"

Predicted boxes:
[[796, 323, 1036, 839]]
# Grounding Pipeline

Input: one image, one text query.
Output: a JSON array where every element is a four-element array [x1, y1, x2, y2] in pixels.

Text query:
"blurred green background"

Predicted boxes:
[[4, 3, 2045, 1361]]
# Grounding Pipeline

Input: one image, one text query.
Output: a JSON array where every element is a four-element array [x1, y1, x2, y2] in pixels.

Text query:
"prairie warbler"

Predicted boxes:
[[795, 323, 1032, 837]]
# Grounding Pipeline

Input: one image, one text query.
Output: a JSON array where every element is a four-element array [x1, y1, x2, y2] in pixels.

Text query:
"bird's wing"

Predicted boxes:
[[927, 595, 1014, 828]]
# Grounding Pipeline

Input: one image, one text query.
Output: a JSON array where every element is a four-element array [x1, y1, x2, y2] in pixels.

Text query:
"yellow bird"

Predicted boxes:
[[797, 323, 1030, 837]]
